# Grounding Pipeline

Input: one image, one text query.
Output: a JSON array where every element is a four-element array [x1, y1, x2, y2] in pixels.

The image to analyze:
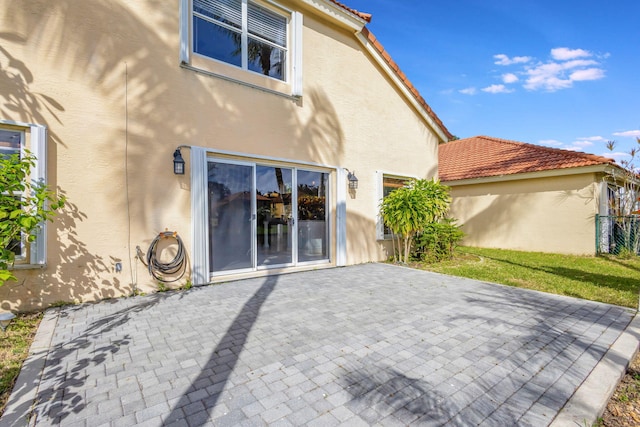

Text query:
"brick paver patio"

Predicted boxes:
[[2, 263, 636, 426]]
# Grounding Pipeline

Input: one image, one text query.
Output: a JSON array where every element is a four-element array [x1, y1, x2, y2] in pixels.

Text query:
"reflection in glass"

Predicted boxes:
[[208, 162, 253, 272], [256, 166, 292, 266], [297, 170, 328, 262], [247, 38, 285, 80], [193, 16, 242, 67], [0, 129, 21, 159]]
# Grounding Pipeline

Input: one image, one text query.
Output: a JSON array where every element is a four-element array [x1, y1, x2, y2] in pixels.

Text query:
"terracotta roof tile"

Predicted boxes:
[[328, 0, 372, 22], [439, 135, 615, 181], [326, 1, 453, 141]]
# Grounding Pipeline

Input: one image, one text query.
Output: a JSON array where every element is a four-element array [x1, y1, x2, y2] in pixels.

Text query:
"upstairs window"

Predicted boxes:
[[193, 0, 288, 81]]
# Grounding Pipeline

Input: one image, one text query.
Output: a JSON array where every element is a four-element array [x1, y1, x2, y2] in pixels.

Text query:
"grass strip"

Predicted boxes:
[[0, 312, 42, 417], [415, 246, 640, 309]]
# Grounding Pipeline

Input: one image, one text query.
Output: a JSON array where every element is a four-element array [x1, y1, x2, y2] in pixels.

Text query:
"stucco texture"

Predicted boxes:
[[447, 173, 602, 255], [0, 0, 442, 311]]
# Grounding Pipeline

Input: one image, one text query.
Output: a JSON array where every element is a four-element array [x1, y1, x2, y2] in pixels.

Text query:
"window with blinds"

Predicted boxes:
[[193, 0, 288, 81]]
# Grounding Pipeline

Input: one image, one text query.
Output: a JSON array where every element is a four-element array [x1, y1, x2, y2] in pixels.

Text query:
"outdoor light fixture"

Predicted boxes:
[[173, 148, 185, 175], [346, 169, 359, 190], [0, 312, 15, 333]]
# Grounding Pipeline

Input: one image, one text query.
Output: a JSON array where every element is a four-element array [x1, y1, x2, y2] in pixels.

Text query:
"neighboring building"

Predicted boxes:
[[0, 0, 451, 311], [439, 136, 621, 255]]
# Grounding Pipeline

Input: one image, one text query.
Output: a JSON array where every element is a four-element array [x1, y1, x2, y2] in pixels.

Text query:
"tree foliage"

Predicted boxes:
[[0, 151, 64, 285], [604, 139, 640, 256], [380, 178, 451, 264], [412, 219, 465, 263]]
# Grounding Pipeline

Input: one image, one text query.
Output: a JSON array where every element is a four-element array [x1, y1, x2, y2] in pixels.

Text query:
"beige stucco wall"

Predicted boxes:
[[0, 0, 441, 311], [446, 173, 602, 255]]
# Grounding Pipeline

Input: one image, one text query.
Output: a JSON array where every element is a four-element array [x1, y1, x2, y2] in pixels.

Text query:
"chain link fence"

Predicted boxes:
[[596, 215, 640, 256]]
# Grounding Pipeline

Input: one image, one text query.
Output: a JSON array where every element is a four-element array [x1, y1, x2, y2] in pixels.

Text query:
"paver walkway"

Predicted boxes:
[[2, 263, 637, 426]]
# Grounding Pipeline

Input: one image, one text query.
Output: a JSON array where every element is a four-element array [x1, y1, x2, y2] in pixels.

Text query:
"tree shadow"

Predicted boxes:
[[479, 253, 640, 301], [5, 295, 166, 424], [0, 44, 65, 147], [341, 364, 469, 425], [451, 284, 634, 423], [164, 275, 278, 426]]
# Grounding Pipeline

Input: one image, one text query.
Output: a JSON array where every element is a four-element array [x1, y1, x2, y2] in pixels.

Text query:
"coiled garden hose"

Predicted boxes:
[[136, 231, 186, 283]]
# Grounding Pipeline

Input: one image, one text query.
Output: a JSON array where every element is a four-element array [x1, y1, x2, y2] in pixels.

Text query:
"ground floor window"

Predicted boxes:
[[206, 158, 330, 275], [378, 174, 410, 239], [1, 124, 48, 266]]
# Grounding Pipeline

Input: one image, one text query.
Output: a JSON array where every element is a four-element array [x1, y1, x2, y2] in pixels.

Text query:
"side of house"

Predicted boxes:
[[439, 136, 616, 255], [0, 0, 451, 311]]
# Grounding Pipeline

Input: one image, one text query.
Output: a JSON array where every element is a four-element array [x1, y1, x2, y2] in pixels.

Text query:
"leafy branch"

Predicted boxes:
[[0, 151, 65, 285]]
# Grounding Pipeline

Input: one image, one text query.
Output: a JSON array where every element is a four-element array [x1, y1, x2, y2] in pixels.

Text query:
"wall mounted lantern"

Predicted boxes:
[[0, 312, 15, 333], [173, 149, 185, 175], [346, 169, 359, 190]]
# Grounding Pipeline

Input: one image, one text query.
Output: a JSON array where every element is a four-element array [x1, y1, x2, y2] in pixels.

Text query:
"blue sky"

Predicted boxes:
[[343, 0, 639, 161]]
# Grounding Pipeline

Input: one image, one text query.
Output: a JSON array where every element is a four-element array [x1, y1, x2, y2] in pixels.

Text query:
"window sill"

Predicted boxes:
[[181, 62, 301, 101], [10, 264, 46, 271]]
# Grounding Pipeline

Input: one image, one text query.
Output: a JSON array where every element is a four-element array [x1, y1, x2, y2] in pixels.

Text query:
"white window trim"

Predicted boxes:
[[0, 120, 48, 267], [180, 0, 303, 98], [376, 171, 416, 241], [190, 146, 337, 283]]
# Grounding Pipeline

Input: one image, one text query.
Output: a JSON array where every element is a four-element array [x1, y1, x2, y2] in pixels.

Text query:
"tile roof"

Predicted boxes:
[[438, 135, 615, 181], [328, 0, 372, 22], [327, 0, 453, 141]]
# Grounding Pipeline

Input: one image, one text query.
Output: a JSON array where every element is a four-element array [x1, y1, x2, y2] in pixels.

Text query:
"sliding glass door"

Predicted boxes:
[[208, 161, 254, 272], [207, 160, 329, 275], [297, 170, 328, 262], [256, 166, 293, 267]]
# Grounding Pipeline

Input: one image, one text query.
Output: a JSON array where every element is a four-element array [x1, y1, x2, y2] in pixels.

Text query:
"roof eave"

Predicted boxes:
[[441, 163, 615, 186], [300, 0, 368, 31]]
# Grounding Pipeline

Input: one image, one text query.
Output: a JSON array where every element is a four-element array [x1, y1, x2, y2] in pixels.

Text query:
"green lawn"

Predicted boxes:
[[415, 246, 640, 309], [0, 312, 41, 417]]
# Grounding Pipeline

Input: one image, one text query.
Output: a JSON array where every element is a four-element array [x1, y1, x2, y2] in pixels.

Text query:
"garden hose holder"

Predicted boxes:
[[136, 230, 187, 283]]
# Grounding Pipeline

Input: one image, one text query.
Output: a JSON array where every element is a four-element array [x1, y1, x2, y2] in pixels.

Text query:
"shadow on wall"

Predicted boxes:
[[453, 194, 525, 249], [0, 0, 374, 310], [453, 178, 596, 252], [294, 88, 345, 166], [346, 211, 388, 264], [0, 194, 128, 311]]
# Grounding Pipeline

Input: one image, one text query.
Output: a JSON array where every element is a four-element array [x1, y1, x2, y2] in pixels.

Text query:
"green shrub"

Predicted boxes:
[[412, 219, 464, 263]]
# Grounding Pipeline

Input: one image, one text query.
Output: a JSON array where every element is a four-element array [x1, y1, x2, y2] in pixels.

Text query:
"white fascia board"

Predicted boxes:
[[299, 0, 367, 31], [442, 164, 612, 187], [355, 32, 449, 143]]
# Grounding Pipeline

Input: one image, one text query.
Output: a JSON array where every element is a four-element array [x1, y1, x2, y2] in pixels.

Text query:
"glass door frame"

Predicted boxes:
[[255, 164, 297, 270], [206, 158, 257, 276], [204, 157, 332, 279]]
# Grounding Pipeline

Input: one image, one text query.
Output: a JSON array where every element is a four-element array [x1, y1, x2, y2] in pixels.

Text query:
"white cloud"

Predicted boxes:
[[551, 47, 591, 60], [578, 136, 606, 142], [571, 139, 594, 148], [494, 54, 532, 66], [613, 130, 640, 137], [502, 73, 519, 84], [481, 84, 513, 94], [570, 68, 605, 81], [459, 87, 477, 95], [523, 53, 605, 91]]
